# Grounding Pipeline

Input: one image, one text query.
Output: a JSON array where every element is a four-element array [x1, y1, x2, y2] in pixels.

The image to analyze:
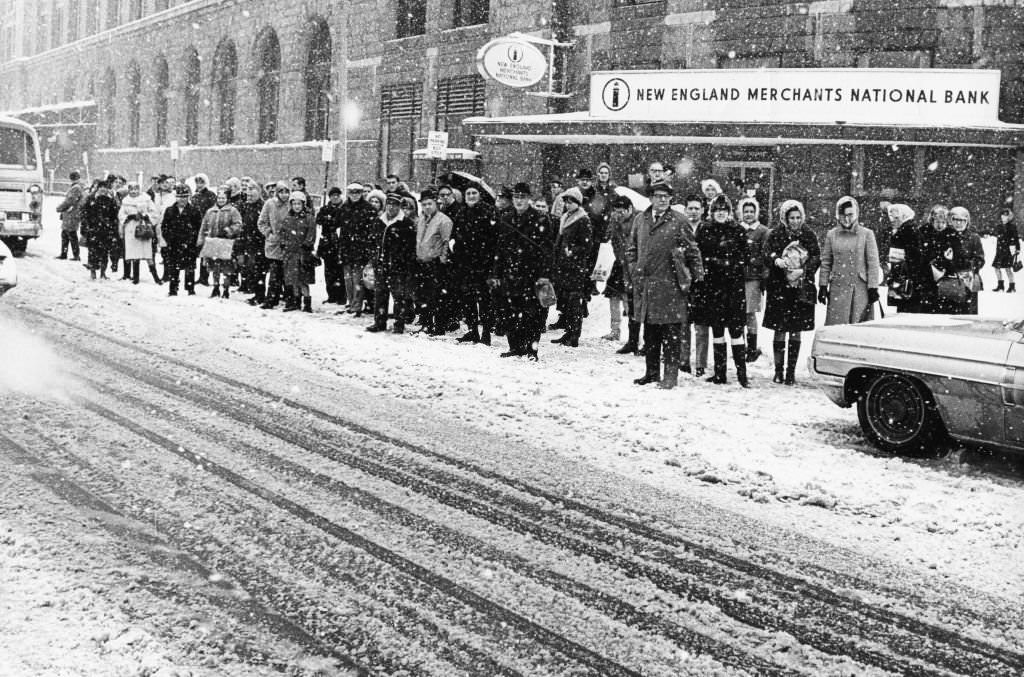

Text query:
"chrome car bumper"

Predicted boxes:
[[808, 357, 850, 407], [0, 220, 41, 238]]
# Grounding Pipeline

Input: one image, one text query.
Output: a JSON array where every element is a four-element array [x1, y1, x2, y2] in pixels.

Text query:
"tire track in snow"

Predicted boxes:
[[24, 307, 1024, 677]]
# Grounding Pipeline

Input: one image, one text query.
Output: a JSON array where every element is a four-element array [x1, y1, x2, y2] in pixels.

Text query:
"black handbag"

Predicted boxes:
[[1012, 252, 1022, 273], [935, 276, 967, 303], [133, 217, 155, 240]]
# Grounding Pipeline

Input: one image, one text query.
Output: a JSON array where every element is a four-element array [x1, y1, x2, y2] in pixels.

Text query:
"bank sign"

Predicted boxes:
[[589, 69, 1002, 126]]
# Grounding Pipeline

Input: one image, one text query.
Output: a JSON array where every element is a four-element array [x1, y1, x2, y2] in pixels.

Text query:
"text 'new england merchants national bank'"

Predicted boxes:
[[589, 69, 1002, 127]]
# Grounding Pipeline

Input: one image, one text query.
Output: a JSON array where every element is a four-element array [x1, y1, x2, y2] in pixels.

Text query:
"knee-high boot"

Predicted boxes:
[[634, 333, 660, 385], [617, 320, 640, 354], [746, 332, 761, 362], [786, 337, 801, 385], [732, 344, 749, 387], [706, 343, 728, 384], [773, 341, 786, 384]]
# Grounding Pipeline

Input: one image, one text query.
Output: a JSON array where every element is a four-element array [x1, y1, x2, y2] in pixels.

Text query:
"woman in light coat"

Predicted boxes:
[[197, 187, 243, 298], [818, 196, 882, 326], [118, 182, 163, 285]]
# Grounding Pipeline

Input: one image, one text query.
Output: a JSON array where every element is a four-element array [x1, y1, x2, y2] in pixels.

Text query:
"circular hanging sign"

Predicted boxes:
[[476, 38, 547, 89]]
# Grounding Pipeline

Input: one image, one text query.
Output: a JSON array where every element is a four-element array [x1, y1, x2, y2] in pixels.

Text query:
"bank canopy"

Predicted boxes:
[[463, 111, 1024, 148], [464, 68, 1024, 149]]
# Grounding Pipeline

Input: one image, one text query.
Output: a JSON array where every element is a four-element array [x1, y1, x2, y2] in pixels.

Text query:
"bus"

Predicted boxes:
[[0, 116, 44, 256]]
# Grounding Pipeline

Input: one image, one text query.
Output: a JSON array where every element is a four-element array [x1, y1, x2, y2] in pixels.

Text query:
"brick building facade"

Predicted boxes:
[[1, 0, 1023, 227]]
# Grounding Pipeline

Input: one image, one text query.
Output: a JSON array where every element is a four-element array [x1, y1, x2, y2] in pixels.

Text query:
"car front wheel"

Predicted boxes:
[[856, 373, 947, 455], [2, 237, 27, 257]]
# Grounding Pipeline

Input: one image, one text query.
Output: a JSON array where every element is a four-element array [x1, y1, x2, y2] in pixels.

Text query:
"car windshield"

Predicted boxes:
[[0, 127, 38, 169]]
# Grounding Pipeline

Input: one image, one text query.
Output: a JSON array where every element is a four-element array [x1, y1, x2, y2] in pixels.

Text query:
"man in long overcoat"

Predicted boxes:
[[489, 182, 555, 360], [625, 181, 704, 389], [160, 185, 204, 295]]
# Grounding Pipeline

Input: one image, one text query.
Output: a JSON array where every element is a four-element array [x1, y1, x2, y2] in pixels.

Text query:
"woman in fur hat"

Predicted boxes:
[[696, 194, 750, 386]]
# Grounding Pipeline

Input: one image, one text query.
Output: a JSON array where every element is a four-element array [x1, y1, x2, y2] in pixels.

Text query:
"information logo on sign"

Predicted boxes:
[[477, 37, 547, 89]]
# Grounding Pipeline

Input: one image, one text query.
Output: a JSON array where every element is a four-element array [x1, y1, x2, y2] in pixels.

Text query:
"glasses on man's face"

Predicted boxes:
[[439, 192, 452, 199], [652, 194, 671, 200], [951, 217, 968, 223], [650, 168, 665, 174]]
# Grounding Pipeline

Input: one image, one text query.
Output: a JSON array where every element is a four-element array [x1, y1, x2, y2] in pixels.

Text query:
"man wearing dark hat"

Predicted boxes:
[[625, 180, 704, 389], [489, 182, 555, 359], [316, 186, 347, 305], [55, 170, 86, 260], [367, 192, 417, 334], [159, 184, 204, 296]]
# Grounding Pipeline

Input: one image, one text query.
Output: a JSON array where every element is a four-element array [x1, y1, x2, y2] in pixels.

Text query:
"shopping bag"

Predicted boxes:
[[590, 242, 615, 281], [936, 276, 967, 303], [535, 278, 557, 307], [199, 236, 235, 261]]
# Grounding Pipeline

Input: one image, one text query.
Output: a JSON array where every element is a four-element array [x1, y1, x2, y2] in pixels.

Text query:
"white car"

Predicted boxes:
[[0, 238, 17, 296]]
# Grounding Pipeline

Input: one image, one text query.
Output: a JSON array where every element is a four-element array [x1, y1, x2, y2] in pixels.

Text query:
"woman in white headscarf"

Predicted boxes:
[[884, 203, 923, 313], [762, 199, 820, 385], [818, 196, 882, 325]]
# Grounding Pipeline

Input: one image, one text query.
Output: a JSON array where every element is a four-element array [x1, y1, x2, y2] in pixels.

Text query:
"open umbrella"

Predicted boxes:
[[614, 185, 650, 211], [444, 171, 497, 203]]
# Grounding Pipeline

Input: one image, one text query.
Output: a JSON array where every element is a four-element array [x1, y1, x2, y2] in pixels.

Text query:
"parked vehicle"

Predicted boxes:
[[0, 116, 44, 257], [0, 238, 17, 295], [810, 314, 1024, 455]]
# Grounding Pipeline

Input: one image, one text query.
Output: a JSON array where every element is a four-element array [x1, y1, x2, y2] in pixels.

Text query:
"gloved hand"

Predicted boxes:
[[817, 285, 829, 304], [867, 287, 880, 305]]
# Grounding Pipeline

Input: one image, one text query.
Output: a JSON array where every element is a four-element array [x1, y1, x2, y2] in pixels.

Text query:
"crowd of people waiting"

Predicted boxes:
[[50, 161, 1018, 390]]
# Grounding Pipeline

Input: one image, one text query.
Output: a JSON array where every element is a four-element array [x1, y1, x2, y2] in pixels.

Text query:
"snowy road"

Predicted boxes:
[[1, 212, 1023, 676]]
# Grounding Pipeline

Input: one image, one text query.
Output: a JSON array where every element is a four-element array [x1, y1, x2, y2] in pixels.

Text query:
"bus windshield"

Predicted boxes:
[[0, 126, 38, 169]]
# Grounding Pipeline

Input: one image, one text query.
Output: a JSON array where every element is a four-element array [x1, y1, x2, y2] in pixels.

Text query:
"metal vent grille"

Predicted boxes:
[[381, 83, 423, 120], [437, 76, 485, 117]]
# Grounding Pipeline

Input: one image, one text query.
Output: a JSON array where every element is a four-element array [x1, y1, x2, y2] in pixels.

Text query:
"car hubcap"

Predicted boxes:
[[868, 375, 926, 444]]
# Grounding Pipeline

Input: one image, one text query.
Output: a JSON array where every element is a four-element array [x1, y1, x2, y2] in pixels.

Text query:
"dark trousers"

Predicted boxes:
[[561, 291, 586, 340], [164, 256, 195, 293], [87, 241, 112, 273], [414, 260, 444, 330], [323, 257, 346, 303], [507, 291, 546, 356], [60, 230, 80, 258], [374, 274, 413, 329], [643, 322, 683, 366], [239, 254, 267, 300], [265, 259, 285, 303], [461, 273, 493, 334]]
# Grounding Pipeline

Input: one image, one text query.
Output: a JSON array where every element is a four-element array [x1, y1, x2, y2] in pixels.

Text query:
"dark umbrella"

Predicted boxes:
[[443, 171, 496, 204]]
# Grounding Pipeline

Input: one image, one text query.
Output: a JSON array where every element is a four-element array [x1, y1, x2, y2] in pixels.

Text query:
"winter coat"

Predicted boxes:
[[416, 210, 454, 263], [55, 180, 86, 232], [762, 203, 820, 332], [160, 201, 204, 267], [118, 193, 161, 261], [151, 190, 176, 226], [450, 201, 498, 280], [886, 218, 924, 313], [198, 204, 242, 245], [257, 197, 291, 261], [336, 198, 379, 266], [737, 197, 770, 281], [375, 212, 417, 283], [492, 206, 555, 296], [279, 209, 317, 287], [603, 208, 635, 297], [918, 224, 961, 313], [80, 192, 119, 249], [691, 216, 747, 329], [819, 223, 882, 326], [315, 200, 344, 260], [993, 218, 1020, 269], [626, 207, 704, 325], [191, 187, 217, 219], [553, 207, 594, 295], [236, 198, 266, 261]]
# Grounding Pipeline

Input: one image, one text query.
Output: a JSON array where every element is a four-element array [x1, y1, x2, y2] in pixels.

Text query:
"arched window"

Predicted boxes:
[[304, 18, 332, 141], [213, 40, 237, 144], [255, 29, 280, 143], [153, 56, 169, 146], [102, 68, 116, 147], [127, 62, 141, 146], [184, 47, 201, 145]]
